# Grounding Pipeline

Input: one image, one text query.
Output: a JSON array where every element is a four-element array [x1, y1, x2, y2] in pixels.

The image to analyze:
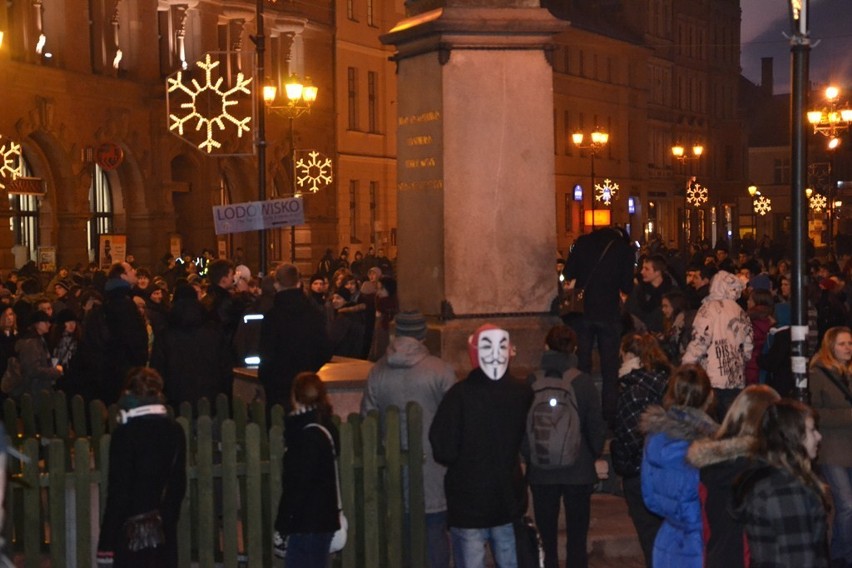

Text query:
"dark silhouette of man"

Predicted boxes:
[[258, 263, 331, 411]]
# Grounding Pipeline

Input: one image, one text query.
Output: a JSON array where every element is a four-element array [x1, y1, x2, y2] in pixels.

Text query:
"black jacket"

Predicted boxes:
[[98, 411, 187, 567], [563, 228, 635, 323], [430, 368, 533, 528], [275, 409, 340, 535], [150, 297, 233, 409], [102, 282, 149, 403], [258, 289, 332, 409]]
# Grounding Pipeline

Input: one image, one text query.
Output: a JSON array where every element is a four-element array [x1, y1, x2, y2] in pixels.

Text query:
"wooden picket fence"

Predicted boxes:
[[2, 393, 427, 568]]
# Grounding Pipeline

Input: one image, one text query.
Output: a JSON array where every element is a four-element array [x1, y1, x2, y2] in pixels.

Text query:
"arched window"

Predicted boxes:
[[9, 158, 40, 262], [88, 164, 113, 259]]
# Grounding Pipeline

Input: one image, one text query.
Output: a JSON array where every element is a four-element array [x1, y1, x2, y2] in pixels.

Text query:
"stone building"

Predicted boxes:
[[0, 0, 746, 275]]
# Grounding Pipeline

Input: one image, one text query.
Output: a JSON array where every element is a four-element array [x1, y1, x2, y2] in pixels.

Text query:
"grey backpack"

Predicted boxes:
[[526, 369, 582, 469]]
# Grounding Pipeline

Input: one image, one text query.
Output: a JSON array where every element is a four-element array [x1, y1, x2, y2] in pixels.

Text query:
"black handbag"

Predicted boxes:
[[124, 510, 165, 552], [124, 443, 179, 552]]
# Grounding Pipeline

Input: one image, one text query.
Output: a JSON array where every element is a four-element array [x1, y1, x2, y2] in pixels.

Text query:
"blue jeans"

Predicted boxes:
[[575, 318, 622, 426], [451, 523, 517, 568], [426, 511, 451, 568], [285, 532, 333, 568], [821, 464, 852, 564]]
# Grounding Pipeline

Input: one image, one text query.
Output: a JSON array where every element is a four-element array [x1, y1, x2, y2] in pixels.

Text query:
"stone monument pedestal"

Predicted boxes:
[[382, 5, 567, 374]]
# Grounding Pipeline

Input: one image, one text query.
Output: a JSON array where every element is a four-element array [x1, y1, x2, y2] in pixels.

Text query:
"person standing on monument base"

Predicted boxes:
[[563, 226, 635, 427], [361, 310, 456, 568], [258, 263, 332, 412], [430, 324, 533, 568]]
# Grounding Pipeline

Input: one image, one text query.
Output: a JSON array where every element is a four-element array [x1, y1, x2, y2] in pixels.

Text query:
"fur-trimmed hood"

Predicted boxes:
[[640, 404, 718, 441], [686, 435, 757, 468]]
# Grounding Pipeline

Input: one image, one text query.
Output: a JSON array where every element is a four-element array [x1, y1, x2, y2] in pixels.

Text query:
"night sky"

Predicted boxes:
[[740, 0, 852, 93]]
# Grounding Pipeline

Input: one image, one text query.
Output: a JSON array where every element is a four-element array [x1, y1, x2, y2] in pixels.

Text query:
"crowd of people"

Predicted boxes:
[[1, 230, 850, 568], [561, 227, 851, 568]]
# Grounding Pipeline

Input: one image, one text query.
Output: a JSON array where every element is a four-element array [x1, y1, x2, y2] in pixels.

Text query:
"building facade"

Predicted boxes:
[[0, 0, 746, 275]]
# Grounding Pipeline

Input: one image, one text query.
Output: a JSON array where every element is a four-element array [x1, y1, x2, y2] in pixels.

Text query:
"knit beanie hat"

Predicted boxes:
[[394, 310, 427, 340]]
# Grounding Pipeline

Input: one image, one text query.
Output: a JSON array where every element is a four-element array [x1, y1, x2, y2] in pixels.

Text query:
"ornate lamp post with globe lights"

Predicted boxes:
[[572, 128, 609, 230], [263, 75, 329, 263], [672, 143, 705, 251], [807, 86, 851, 255]]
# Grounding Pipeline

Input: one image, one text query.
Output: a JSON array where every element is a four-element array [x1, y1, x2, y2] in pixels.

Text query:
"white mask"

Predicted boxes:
[[477, 328, 510, 380]]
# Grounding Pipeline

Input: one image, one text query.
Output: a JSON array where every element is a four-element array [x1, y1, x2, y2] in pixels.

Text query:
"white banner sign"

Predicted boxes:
[[213, 198, 305, 235]]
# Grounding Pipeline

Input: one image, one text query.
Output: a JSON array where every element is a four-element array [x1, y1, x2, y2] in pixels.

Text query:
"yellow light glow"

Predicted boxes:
[[263, 83, 277, 105], [828, 137, 841, 150], [285, 76, 303, 102], [748, 185, 758, 197], [572, 132, 584, 146], [807, 110, 824, 125], [584, 209, 611, 226], [692, 145, 704, 157], [826, 86, 840, 101], [671, 145, 684, 158], [805, 187, 813, 198]]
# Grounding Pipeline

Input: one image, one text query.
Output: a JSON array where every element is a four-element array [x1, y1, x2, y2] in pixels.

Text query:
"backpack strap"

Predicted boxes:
[[561, 368, 582, 386]]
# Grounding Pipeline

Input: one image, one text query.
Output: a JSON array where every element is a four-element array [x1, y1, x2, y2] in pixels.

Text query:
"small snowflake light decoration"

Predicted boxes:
[[295, 151, 333, 194], [753, 195, 772, 216], [809, 193, 828, 212], [0, 136, 23, 190], [686, 181, 709, 206], [594, 178, 619, 206], [166, 53, 253, 154]]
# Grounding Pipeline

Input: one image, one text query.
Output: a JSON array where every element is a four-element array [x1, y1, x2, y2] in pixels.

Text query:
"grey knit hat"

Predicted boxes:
[[394, 310, 427, 340]]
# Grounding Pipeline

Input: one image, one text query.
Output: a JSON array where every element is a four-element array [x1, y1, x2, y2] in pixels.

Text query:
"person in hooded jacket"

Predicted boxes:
[[430, 325, 533, 568], [686, 384, 779, 568], [150, 284, 233, 410], [361, 310, 456, 568], [641, 363, 718, 568], [682, 270, 754, 420], [610, 333, 670, 567], [522, 324, 606, 568]]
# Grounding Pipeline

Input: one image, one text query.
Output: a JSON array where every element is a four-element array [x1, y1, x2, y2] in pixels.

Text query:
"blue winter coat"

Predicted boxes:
[[640, 405, 717, 568]]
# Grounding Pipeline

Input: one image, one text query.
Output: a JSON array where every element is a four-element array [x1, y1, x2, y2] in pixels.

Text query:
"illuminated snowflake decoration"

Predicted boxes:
[[686, 182, 709, 207], [594, 178, 619, 206], [809, 193, 828, 212], [166, 53, 252, 154], [295, 151, 333, 194], [753, 195, 772, 216], [0, 136, 22, 190]]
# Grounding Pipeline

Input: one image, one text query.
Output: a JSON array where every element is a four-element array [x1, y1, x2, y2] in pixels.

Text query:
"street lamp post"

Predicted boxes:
[[808, 86, 851, 257], [252, 0, 268, 275], [748, 184, 758, 238], [672, 143, 704, 251], [263, 74, 318, 263], [573, 128, 609, 230], [788, 0, 810, 402]]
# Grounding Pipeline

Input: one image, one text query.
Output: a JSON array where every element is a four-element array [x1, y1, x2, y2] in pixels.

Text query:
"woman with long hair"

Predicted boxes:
[[686, 385, 779, 567], [641, 364, 718, 567], [97, 367, 187, 567], [274, 372, 341, 567], [659, 290, 690, 365], [611, 333, 671, 567], [809, 326, 852, 567], [732, 400, 829, 567]]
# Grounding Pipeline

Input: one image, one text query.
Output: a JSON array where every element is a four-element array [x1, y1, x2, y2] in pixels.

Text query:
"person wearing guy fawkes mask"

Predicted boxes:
[[429, 325, 534, 568]]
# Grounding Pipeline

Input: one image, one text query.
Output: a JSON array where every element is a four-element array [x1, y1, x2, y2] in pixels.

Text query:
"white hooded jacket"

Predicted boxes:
[[681, 271, 754, 389]]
